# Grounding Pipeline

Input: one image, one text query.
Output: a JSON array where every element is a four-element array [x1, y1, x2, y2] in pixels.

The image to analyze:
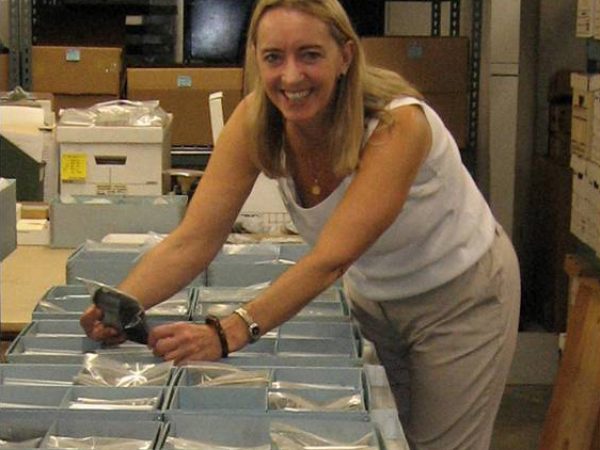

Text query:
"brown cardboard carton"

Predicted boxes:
[[425, 92, 468, 149], [127, 67, 244, 146], [19, 202, 50, 220], [0, 54, 9, 91], [361, 36, 469, 148], [32, 46, 123, 95], [361, 36, 469, 93]]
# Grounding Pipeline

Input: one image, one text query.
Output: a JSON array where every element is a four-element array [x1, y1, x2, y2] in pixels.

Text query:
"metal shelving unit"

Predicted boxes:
[[9, 0, 483, 172], [10, 0, 180, 91], [8, 0, 21, 89]]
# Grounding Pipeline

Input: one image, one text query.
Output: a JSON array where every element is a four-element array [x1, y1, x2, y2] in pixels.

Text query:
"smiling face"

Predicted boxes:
[[255, 7, 353, 131]]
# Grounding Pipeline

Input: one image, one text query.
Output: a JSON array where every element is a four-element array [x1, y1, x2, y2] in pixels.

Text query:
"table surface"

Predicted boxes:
[[1, 245, 72, 333]]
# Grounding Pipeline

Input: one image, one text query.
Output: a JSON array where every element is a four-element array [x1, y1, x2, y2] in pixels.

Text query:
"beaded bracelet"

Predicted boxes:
[[205, 314, 229, 358]]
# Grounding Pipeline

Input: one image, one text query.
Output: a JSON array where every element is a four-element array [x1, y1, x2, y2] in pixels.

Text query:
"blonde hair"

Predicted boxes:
[[246, 0, 422, 177]]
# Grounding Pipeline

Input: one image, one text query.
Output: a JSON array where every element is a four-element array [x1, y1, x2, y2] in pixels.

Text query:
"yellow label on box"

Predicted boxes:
[[61, 153, 87, 181]]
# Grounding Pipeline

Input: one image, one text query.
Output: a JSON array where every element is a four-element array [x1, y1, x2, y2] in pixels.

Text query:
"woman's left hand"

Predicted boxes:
[[147, 321, 224, 364]]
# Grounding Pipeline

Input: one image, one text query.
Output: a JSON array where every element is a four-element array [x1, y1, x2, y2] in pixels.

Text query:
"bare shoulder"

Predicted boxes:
[[380, 104, 430, 138], [367, 103, 432, 158]]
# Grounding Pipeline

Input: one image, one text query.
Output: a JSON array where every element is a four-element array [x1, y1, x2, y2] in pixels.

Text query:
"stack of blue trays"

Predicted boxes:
[[1, 241, 404, 449], [66, 239, 207, 286]]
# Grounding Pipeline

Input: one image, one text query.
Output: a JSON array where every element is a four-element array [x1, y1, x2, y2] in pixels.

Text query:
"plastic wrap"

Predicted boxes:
[[59, 100, 168, 128], [147, 291, 189, 316], [270, 422, 372, 450], [182, 363, 269, 387], [267, 392, 362, 412], [0, 437, 43, 448], [46, 436, 152, 449], [74, 354, 173, 387], [66, 396, 159, 411], [79, 278, 148, 344], [269, 423, 376, 449], [163, 437, 270, 450]]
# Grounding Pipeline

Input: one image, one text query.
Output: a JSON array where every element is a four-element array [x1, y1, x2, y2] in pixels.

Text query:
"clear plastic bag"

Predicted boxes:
[[269, 423, 376, 450], [270, 381, 352, 391], [78, 278, 148, 344], [147, 291, 189, 316], [59, 100, 168, 128], [182, 362, 269, 387], [46, 435, 152, 449], [73, 354, 173, 387], [163, 436, 270, 450], [267, 391, 362, 412], [0, 437, 43, 448], [67, 396, 159, 411]]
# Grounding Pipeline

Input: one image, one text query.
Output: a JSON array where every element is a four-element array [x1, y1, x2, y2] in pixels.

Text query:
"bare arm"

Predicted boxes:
[[221, 105, 432, 350], [90, 104, 431, 363], [148, 104, 433, 362]]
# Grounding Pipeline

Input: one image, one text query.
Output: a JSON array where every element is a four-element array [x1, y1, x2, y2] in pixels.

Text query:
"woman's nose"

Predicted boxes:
[[281, 60, 304, 84]]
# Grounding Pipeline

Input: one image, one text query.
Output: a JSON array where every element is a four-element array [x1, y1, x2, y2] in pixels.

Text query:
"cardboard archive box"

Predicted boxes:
[[31, 46, 123, 111], [127, 67, 244, 146], [56, 114, 173, 196], [361, 36, 469, 148]]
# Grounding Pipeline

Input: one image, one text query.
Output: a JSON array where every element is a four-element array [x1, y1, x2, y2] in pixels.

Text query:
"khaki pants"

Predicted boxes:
[[348, 225, 520, 450]]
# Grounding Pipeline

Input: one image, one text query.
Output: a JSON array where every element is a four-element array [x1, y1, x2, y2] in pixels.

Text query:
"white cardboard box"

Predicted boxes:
[[56, 114, 172, 196], [17, 219, 50, 245]]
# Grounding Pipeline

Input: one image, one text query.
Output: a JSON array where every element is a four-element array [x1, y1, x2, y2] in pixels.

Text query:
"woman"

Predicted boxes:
[[81, 1, 520, 448]]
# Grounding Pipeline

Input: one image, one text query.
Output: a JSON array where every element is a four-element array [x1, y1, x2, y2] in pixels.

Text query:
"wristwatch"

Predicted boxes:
[[233, 306, 261, 343]]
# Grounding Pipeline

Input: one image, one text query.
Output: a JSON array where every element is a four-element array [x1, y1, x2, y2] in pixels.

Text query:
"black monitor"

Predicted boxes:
[[339, 0, 385, 37], [184, 0, 256, 66]]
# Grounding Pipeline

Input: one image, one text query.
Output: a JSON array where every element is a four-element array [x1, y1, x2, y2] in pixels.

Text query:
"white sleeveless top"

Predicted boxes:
[[277, 97, 496, 300]]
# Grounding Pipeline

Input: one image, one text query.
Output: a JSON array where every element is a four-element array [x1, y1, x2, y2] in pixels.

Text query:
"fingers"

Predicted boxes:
[[148, 322, 222, 364], [80, 305, 124, 344]]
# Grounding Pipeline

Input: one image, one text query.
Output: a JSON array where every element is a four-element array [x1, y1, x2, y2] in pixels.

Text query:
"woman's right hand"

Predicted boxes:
[[80, 305, 126, 346]]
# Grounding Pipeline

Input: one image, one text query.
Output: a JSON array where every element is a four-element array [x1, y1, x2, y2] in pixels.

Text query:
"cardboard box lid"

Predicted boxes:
[[32, 46, 123, 95], [361, 36, 469, 94], [126, 67, 243, 90], [56, 114, 172, 143]]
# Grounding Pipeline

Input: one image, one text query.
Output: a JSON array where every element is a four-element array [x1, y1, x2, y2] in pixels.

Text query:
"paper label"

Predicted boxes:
[[407, 43, 423, 59], [177, 75, 193, 88], [61, 153, 87, 181], [65, 48, 81, 62]]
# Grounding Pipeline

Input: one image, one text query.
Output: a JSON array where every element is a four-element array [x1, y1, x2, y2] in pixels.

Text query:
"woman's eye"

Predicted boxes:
[[302, 51, 321, 62], [263, 53, 281, 64]]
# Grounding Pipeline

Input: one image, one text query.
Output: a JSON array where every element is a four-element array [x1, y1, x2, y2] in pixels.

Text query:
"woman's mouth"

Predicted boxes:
[[284, 90, 311, 101]]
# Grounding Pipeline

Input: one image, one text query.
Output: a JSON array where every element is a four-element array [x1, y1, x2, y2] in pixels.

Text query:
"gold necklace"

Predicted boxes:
[[306, 154, 321, 196], [284, 132, 322, 196]]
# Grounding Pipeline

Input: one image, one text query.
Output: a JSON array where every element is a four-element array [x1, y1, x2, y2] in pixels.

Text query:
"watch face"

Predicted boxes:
[[249, 324, 260, 340]]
